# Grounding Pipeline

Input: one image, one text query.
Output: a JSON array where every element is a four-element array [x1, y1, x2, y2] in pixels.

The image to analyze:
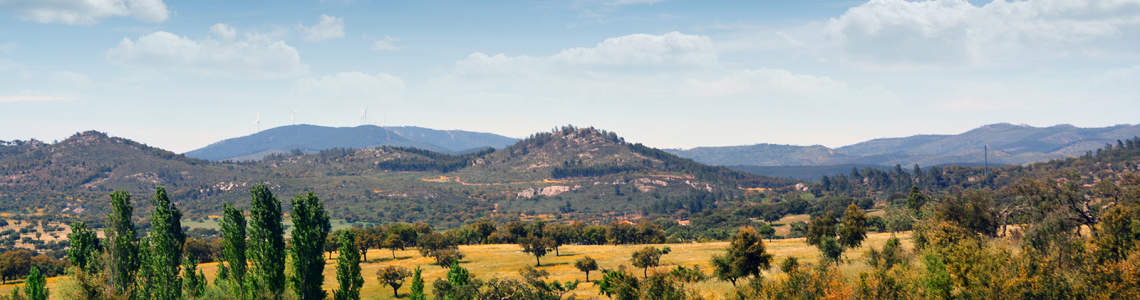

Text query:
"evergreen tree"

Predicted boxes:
[[333, 231, 364, 300], [248, 183, 286, 298], [711, 227, 772, 286], [66, 221, 101, 274], [219, 202, 248, 298], [408, 266, 425, 300], [23, 267, 47, 300], [146, 186, 185, 300], [105, 190, 140, 297], [290, 191, 332, 300], [907, 186, 929, 212]]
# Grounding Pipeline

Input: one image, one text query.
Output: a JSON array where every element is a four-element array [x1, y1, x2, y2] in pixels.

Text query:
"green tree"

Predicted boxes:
[[839, 204, 868, 249], [710, 227, 772, 287], [631, 246, 670, 278], [381, 233, 405, 259], [433, 260, 475, 300], [65, 221, 101, 274], [906, 186, 928, 213], [146, 186, 185, 300], [519, 234, 554, 266], [290, 191, 331, 300], [23, 267, 47, 300], [758, 224, 776, 241], [805, 211, 837, 246], [248, 183, 285, 298], [819, 236, 843, 266], [574, 256, 598, 281], [105, 190, 140, 297], [408, 266, 425, 300], [471, 218, 496, 244], [333, 231, 364, 300], [182, 254, 206, 299], [376, 266, 411, 298], [219, 202, 248, 298]]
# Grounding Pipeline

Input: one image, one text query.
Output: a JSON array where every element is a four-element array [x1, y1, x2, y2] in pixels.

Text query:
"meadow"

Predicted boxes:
[[0, 231, 911, 300]]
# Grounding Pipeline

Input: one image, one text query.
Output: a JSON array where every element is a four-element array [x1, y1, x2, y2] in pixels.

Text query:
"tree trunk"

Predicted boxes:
[[392, 249, 396, 259], [535, 256, 541, 267]]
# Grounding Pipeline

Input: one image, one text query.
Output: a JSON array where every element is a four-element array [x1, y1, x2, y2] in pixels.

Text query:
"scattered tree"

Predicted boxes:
[[377, 266, 412, 298], [574, 256, 599, 281]]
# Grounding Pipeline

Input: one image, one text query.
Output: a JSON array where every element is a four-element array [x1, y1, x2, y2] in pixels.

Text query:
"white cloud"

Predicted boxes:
[[297, 14, 345, 42], [104, 27, 308, 78], [452, 31, 717, 76], [822, 0, 1140, 66], [0, 0, 170, 25], [371, 36, 403, 51], [210, 23, 237, 41], [291, 72, 405, 102]]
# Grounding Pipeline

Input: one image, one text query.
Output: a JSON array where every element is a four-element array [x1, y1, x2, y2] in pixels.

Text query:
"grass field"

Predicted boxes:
[[0, 231, 911, 299]]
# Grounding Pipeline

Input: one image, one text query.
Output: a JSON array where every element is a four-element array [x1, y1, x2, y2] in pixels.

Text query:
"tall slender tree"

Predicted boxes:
[[147, 186, 185, 300], [24, 267, 47, 300], [182, 254, 206, 299], [219, 202, 248, 298], [333, 231, 363, 300], [105, 190, 139, 297], [66, 221, 101, 274], [248, 183, 286, 299], [290, 191, 332, 300]]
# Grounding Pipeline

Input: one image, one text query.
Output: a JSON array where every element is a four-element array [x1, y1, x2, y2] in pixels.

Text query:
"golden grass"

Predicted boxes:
[[0, 231, 912, 300]]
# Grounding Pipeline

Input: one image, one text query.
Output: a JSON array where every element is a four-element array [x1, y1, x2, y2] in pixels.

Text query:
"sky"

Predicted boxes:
[[2, 0, 1139, 153]]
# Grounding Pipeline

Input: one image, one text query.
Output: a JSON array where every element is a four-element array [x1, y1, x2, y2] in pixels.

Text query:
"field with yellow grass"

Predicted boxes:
[[0, 231, 911, 299]]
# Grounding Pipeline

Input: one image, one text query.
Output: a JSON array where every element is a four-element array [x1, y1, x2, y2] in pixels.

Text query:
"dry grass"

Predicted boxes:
[[0, 231, 912, 300]]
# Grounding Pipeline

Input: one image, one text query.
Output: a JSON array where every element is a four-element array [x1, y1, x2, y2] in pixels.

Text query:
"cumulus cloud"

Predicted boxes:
[[822, 0, 1140, 66], [297, 14, 345, 42], [0, 0, 170, 25], [371, 36, 403, 51], [210, 23, 237, 41], [452, 31, 717, 76], [104, 26, 308, 78]]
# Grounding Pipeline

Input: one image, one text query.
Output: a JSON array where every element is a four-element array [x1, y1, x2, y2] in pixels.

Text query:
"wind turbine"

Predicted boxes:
[[360, 107, 369, 125], [289, 108, 298, 125], [253, 113, 261, 132]]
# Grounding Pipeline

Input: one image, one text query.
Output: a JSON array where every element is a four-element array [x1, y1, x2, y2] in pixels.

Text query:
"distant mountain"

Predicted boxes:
[[669, 123, 1140, 167], [382, 126, 518, 153], [1, 127, 793, 226], [184, 125, 517, 161]]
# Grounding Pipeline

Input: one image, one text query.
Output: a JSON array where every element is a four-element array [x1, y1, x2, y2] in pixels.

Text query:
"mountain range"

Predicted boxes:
[[666, 123, 1140, 167], [184, 125, 518, 161]]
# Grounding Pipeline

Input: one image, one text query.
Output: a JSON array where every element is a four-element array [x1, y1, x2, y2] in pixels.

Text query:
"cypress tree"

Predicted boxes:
[[290, 191, 331, 300], [105, 190, 140, 297], [147, 186, 185, 300], [408, 266, 425, 300], [248, 183, 285, 298], [220, 202, 248, 298], [333, 231, 363, 300]]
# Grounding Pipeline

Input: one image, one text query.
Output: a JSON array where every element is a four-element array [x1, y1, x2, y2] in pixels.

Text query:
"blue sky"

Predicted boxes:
[[2, 0, 1139, 153]]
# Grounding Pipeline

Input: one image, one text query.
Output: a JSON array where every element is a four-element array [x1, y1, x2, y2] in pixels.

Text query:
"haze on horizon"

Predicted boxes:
[[2, 0, 1139, 153]]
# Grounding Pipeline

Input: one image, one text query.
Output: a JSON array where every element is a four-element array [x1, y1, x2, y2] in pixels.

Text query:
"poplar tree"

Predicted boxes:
[[333, 231, 363, 300], [408, 266, 425, 300], [219, 202, 248, 298], [24, 267, 47, 300], [182, 254, 206, 299], [66, 221, 101, 273], [248, 183, 285, 298], [106, 190, 140, 296], [290, 191, 331, 300], [147, 186, 185, 300]]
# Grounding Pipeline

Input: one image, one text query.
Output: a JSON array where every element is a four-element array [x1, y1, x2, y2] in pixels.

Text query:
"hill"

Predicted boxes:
[[667, 123, 1140, 167], [184, 125, 518, 162], [0, 127, 796, 228]]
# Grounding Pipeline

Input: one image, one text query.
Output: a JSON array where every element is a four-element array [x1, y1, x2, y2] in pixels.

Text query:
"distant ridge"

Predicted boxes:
[[668, 123, 1140, 167], [184, 124, 515, 161]]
